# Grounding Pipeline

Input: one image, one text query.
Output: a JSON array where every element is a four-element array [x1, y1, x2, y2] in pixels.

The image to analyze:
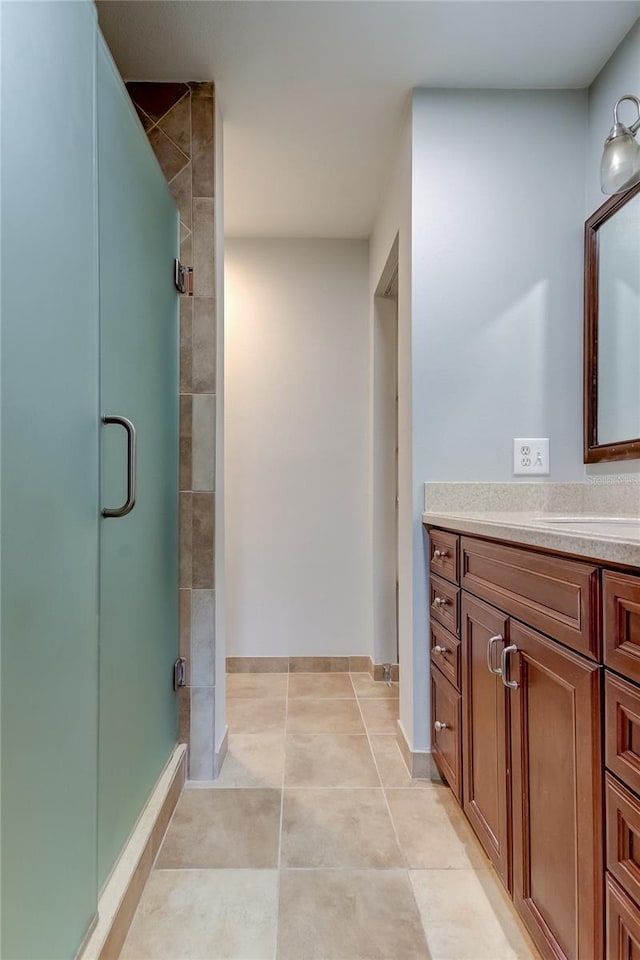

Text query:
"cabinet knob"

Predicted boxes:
[[433, 644, 447, 655], [433, 596, 448, 607], [433, 549, 449, 560], [434, 720, 447, 731]]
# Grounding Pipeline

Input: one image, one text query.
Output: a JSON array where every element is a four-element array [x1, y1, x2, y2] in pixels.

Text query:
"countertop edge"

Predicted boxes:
[[422, 511, 640, 568]]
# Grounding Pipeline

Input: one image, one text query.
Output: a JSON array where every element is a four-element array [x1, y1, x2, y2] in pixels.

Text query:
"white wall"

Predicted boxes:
[[225, 239, 371, 658], [586, 17, 640, 474], [409, 88, 587, 750], [369, 114, 414, 744]]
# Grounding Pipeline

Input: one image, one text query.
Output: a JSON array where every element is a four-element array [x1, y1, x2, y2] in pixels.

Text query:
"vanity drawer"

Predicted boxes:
[[606, 672, 640, 798], [606, 773, 640, 909], [604, 571, 640, 684], [430, 573, 460, 638], [430, 620, 460, 691], [429, 529, 459, 585], [431, 664, 462, 803], [460, 536, 600, 659], [606, 874, 640, 960]]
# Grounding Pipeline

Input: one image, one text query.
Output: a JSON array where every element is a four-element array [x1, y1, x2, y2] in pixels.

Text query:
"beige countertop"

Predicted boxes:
[[422, 509, 640, 567]]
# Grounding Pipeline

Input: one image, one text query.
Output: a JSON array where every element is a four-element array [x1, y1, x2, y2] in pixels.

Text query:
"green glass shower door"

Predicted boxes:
[[97, 38, 180, 886]]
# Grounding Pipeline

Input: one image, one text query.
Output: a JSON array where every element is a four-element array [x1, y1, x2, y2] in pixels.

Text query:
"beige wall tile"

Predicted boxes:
[[157, 93, 191, 158], [289, 656, 350, 673], [156, 788, 280, 868], [192, 199, 215, 297], [121, 869, 278, 960], [178, 686, 190, 744], [179, 394, 192, 492], [192, 394, 215, 491], [126, 82, 188, 122], [191, 491, 214, 588], [192, 297, 216, 393], [281, 789, 403, 868], [226, 656, 289, 674], [179, 297, 192, 395], [285, 734, 379, 788], [179, 588, 191, 682], [168, 162, 192, 229], [286, 699, 364, 734], [147, 127, 189, 182], [277, 870, 430, 960], [188, 686, 214, 779], [179, 492, 192, 588], [191, 590, 215, 686], [189, 82, 214, 99], [191, 95, 214, 198], [349, 656, 372, 673]]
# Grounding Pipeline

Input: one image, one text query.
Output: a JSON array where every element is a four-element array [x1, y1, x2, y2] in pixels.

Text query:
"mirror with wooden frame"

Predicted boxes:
[[584, 180, 640, 463]]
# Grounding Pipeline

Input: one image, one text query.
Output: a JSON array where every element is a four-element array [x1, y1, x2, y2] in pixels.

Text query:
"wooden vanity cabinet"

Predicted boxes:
[[509, 620, 603, 960], [461, 593, 511, 890], [428, 526, 605, 960]]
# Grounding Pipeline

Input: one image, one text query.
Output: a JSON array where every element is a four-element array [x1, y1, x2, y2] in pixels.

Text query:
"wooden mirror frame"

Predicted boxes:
[[584, 179, 640, 463]]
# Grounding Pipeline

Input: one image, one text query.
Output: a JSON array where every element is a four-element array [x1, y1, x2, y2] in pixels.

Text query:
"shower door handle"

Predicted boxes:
[[102, 415, 137, 518]]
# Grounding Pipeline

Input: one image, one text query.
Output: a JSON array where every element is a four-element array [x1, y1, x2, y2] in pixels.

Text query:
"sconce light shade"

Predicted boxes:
[[601, 94, 640, 195]]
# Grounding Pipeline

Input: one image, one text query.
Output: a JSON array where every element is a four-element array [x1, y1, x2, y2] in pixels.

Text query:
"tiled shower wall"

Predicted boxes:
[[126, 81, 218, 779]]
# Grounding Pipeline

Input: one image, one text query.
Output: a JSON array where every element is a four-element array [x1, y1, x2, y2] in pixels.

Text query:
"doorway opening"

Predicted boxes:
[[373, 237, 399, 673]]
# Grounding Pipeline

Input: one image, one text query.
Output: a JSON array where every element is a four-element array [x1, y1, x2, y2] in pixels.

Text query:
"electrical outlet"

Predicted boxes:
[[513, 438, 549, 476]]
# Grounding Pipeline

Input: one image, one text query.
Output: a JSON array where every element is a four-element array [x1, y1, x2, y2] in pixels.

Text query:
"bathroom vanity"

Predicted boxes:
[[424, 509, 640, 960]]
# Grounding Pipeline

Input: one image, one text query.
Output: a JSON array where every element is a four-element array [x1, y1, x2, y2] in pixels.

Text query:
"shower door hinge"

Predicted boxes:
[[174, 259, 193, 296], [173, 656, 187, 691]]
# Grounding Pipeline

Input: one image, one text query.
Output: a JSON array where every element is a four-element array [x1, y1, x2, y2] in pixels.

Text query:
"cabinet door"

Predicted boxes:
[[509, 621, 603, 960], [462, 594, 510, 890], [431, 665, 462, 803]]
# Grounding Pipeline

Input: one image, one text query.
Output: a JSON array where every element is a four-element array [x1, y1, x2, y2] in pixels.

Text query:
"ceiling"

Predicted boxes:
[[98, 1, 640, 239]]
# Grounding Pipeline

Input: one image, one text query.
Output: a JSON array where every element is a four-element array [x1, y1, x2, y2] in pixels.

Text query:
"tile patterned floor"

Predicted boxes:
[[121, 673, 540, 960]]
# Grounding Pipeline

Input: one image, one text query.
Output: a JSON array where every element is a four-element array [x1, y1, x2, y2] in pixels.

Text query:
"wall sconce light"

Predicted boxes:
[[601, 94, 640, 195]]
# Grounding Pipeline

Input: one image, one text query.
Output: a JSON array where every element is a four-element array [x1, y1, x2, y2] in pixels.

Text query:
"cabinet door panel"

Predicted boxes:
[[607, 874, 640, 960], [431, 665, 462, 803], [462, 594, 511, 890], [510, 620, 603, 960]]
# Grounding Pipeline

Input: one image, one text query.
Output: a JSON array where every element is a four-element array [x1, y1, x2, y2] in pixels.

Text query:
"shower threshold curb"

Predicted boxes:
[[78, 743, 187, 960]]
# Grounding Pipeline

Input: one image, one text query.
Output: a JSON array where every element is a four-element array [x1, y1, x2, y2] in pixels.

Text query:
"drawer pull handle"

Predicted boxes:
[[486, 635, 504, 676], [434, 720, 448, 731], [433, 596, 449, 607], [501, 644, 519, 690], [433, 644, 447, 655], [434, 549, 449, 560]]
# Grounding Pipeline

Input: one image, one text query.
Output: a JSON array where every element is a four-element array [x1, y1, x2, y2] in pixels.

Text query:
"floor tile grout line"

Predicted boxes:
[[350, 673, 409, 871], [273, 670, 289, 960], [349, 674, 440, 958]]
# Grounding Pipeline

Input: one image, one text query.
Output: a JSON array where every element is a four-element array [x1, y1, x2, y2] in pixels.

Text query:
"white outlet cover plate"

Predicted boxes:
[[513, 438, 550, 476]]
